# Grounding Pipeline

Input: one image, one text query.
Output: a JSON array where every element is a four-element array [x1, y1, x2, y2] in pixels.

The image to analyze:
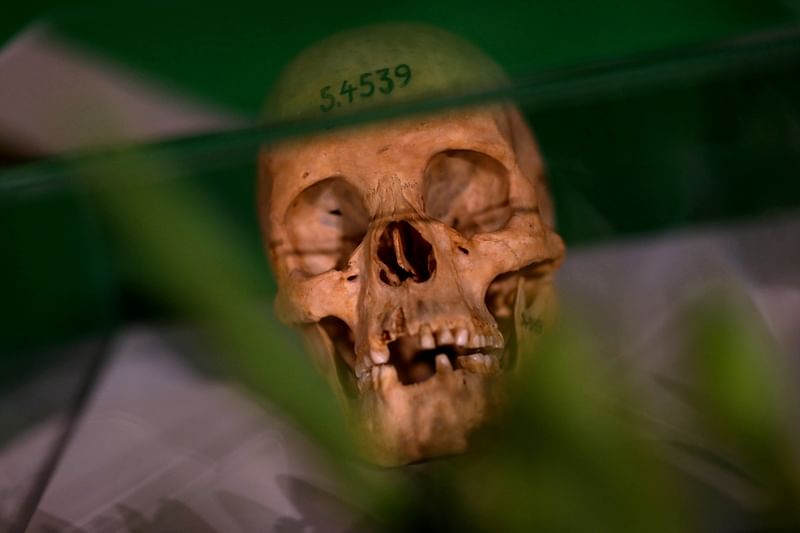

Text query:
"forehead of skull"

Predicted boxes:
[[261, 23, 515, 226], [262, 23, 508, 122], [263, 105, 516, 219]]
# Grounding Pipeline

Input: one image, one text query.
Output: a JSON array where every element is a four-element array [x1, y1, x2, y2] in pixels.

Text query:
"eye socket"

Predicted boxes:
[[423, 150, 511, 238], [283, 177, 368, 276]]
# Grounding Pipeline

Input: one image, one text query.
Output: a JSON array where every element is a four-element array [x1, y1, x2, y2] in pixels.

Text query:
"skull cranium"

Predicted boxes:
[[259, 103, 564, 465]]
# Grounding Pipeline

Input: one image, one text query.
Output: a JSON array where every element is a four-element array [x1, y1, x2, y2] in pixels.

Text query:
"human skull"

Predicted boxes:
[[259, 104, 564, 464], [258, 25, 565, 465]]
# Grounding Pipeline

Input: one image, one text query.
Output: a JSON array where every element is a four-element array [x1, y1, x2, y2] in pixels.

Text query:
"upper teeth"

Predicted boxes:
[[454, 328, 469, 347], [437, 329, 454, 344], [420, 324, 435, 349], [419, 324, 503, 352], [369, 345, 390, 365], [359, 323, 504, 375]]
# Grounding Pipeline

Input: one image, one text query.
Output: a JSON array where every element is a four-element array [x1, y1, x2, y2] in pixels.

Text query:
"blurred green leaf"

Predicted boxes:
[[684, 295, 800, 524], [76, 149, 410, 519], [430, 324, 695, 533]]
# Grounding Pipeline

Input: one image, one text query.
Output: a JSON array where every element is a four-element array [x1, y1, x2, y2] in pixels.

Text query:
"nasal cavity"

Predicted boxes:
[[377, 221, 436, 286]]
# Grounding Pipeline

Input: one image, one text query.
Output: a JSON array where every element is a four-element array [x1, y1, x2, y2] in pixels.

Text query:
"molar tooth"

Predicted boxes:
[[420, 325, 435, 349], [457, 354, 484, 373], [370, 346, 390, 365], [371, 366, 381, 389], [355, 355, 373, 378], [357, 372, 371, 393], [455, 328, 469, 347], [491, 333, 504, 348], [456, 354, 501, 375], [379, 365, 399, 390], [436, 328, 454, 345], [435, 353, 452, 372], [468, 332, 484, 349], [481, 355, 496, 374]]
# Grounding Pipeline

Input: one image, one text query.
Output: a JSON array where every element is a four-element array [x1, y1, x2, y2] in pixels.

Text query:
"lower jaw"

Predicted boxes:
[[333, 323, 517, 465], [353, 367, 505, 466]]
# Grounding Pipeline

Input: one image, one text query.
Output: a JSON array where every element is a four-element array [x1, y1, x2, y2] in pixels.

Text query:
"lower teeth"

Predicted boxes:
[[457, 354, 497, 374]]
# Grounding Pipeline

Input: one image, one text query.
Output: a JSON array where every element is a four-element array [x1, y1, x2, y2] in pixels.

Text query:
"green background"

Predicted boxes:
[[1, 0, 799, 377]]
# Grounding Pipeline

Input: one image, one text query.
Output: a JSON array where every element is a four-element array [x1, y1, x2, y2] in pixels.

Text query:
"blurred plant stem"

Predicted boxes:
[[77, 149, 407, 519]]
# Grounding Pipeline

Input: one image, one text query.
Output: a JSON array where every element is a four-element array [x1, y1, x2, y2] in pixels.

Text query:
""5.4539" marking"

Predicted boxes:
[[319, 64, 412, 112]]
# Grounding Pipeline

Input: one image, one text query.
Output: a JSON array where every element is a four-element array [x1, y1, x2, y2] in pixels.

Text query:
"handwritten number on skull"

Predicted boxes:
[[318, 65, 411, 111], [340, 80, 357, 103], [376, 68, 394, 94], [395, 64, 411, 86], [319, 85, 335, 112]]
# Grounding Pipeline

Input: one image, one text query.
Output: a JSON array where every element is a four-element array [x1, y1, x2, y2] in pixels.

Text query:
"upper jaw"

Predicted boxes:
[[354, 317, 506, 391]]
